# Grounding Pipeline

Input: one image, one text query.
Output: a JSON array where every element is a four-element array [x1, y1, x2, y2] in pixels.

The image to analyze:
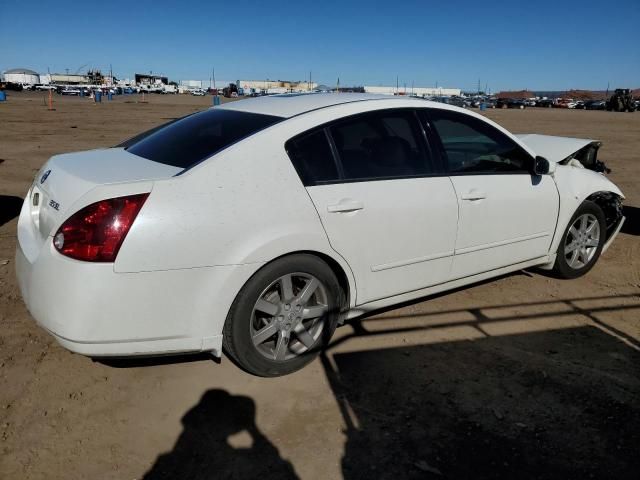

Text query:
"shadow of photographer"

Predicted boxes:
[[144, 389, 298, 480]]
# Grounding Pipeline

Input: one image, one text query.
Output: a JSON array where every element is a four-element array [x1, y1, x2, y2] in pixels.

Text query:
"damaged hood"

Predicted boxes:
[[516, 134, 598, 163]]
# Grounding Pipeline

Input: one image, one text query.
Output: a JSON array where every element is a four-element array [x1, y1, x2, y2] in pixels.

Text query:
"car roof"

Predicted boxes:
[[217, 93, 427, 118]]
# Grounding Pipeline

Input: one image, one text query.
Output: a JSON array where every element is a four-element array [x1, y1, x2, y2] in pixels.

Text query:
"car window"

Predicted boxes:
[[286, 130, 339, 186], [330, 110, 433, 180], [124, 109, 283, 169], [427, 109, 532, 174]]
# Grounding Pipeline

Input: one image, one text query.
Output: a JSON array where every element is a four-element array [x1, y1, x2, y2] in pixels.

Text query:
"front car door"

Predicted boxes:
[[286, 109, 458, 305], [421, 108, 560, 279]]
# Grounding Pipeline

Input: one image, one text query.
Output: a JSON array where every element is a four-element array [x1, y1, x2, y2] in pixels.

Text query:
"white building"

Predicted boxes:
[[237, 79, 317, 93], [3, 68, 40, 85], [364, 85, 461, 97], [180, 80, 202, 88]]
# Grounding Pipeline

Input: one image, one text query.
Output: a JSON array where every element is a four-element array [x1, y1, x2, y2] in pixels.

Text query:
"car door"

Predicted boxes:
[[286, 109, 459, 305], [422, 108, 559, 279]]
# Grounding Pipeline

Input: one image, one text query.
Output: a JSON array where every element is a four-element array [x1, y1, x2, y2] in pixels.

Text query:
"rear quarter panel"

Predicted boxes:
[[114, 128, 338, 273]]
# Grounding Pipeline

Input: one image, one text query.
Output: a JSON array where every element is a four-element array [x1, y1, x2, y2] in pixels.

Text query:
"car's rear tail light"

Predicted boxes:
[[53, 193, 149, 262]]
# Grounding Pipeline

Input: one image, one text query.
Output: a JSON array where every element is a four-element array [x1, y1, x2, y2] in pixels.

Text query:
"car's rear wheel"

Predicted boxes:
[[552, 201, 606, 279], [223, 254, 342, 377]]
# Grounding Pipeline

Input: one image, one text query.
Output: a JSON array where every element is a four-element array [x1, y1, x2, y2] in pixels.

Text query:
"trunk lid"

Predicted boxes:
[[28, 148, 181, 240]]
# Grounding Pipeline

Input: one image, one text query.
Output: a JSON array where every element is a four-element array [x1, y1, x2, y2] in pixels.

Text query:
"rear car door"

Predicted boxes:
[[286, 109, 458, 305], [422, 108, 559, 279]]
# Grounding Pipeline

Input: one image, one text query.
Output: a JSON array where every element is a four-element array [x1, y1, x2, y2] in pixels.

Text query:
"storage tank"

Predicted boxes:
[[3, 68, 40, 85]]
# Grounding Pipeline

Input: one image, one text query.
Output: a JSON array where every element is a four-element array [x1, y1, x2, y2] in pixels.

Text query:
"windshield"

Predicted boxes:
[[122, 109, 283, 169]]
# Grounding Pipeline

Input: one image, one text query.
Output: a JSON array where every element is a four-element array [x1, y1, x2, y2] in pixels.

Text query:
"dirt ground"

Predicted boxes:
[[1, 92, 639, 480]]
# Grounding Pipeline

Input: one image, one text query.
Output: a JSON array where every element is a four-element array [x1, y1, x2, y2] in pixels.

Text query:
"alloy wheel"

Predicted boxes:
[[250, 273, 329, 361], [564, 213, 600, 269]]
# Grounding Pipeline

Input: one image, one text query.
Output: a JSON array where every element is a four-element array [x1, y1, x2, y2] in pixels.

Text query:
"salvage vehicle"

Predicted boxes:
[[496, 98, 526, 109], [535, 98, 554, 108], [585, 100, 606, 110], [606, 89, 636, 112], [16, 94, 625, 377]]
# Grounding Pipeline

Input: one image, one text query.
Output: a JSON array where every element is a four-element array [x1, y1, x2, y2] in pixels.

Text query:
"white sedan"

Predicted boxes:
[[16, 94, 625, 376]]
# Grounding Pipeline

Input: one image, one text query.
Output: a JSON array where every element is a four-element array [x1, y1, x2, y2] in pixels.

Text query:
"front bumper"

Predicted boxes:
[[603, 216, 625, 254]]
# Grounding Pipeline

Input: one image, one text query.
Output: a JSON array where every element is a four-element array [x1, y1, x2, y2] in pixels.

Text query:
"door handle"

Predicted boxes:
[[327, 200, 364, 213], [460, 190, 487, 201]]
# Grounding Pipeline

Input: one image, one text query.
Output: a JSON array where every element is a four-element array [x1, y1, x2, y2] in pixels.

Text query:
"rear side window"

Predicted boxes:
[[427, 109, 532, 174], [125, 109, 282, 169], [286, 130, 339, 186], [330, 110, 433, 180]]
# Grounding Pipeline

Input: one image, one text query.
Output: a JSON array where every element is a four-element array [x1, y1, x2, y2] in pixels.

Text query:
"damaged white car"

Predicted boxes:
[[16, 94, 625, 376]]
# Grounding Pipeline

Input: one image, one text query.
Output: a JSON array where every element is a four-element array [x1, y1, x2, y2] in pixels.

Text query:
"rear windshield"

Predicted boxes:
[[122, 109, 283, 169]]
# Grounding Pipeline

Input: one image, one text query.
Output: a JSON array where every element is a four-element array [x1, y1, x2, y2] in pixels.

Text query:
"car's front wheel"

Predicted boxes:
[[552, 201, 606, 279], [223, 254, 342, 377]]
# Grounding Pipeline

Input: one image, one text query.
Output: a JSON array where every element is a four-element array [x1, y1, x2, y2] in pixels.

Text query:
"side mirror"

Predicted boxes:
[[534, 156, 555, 175]]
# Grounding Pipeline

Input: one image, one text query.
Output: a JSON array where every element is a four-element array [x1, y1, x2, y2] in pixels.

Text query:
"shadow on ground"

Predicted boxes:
[[325, 294, 640, 480], [141, 293, 640, 479], [0, 195, 23, 227], [621, 205, 639, 236], [97, 352, 218, 368], [143, 389, 298, 480]]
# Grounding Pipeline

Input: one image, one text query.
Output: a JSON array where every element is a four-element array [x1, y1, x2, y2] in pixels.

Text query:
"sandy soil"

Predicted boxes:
[[1, 92, 639, 479]]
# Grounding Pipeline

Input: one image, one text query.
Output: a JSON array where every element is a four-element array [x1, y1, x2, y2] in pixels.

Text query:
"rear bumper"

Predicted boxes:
[[15, 240, 258, 358]]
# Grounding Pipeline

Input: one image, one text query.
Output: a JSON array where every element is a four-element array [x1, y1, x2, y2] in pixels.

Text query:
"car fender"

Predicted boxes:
[[549, 165, 624, 255]]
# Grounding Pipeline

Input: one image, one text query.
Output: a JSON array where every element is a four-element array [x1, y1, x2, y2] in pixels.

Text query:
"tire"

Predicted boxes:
[[552, 201, 606, 279], [223, 254, 342, 377]]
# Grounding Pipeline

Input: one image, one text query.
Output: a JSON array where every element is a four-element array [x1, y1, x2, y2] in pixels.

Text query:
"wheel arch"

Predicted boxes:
[[258, 249, 355, 313], [548, 166, 624, 256], [585, 191, 624, 241]]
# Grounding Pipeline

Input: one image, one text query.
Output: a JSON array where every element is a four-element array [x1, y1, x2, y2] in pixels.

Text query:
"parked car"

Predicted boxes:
[[585, 100, 606, 110], [535, 99, 554, 108], [433, 96, 470, 108], [496, 98, 526, 109], [1, 82, 24, 91], [60, 87, 81, 96], [574, 101, 586, 109], [16, 94, 625, 377], [191, 89, 206, 96], [483, 98, 497, 108], [554, 99, 576, 109]]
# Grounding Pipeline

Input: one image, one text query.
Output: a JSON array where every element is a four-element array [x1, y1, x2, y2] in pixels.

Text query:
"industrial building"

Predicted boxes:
[[2, 68, 40, 85], [135, 73, 168, 86], [364, 85, 461, 97], [237, 79, 317, 93], [38, 70, 110, 86]]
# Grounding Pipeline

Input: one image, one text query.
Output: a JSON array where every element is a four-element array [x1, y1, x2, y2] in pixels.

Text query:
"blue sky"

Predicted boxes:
[[1, 0, 638, 91]]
